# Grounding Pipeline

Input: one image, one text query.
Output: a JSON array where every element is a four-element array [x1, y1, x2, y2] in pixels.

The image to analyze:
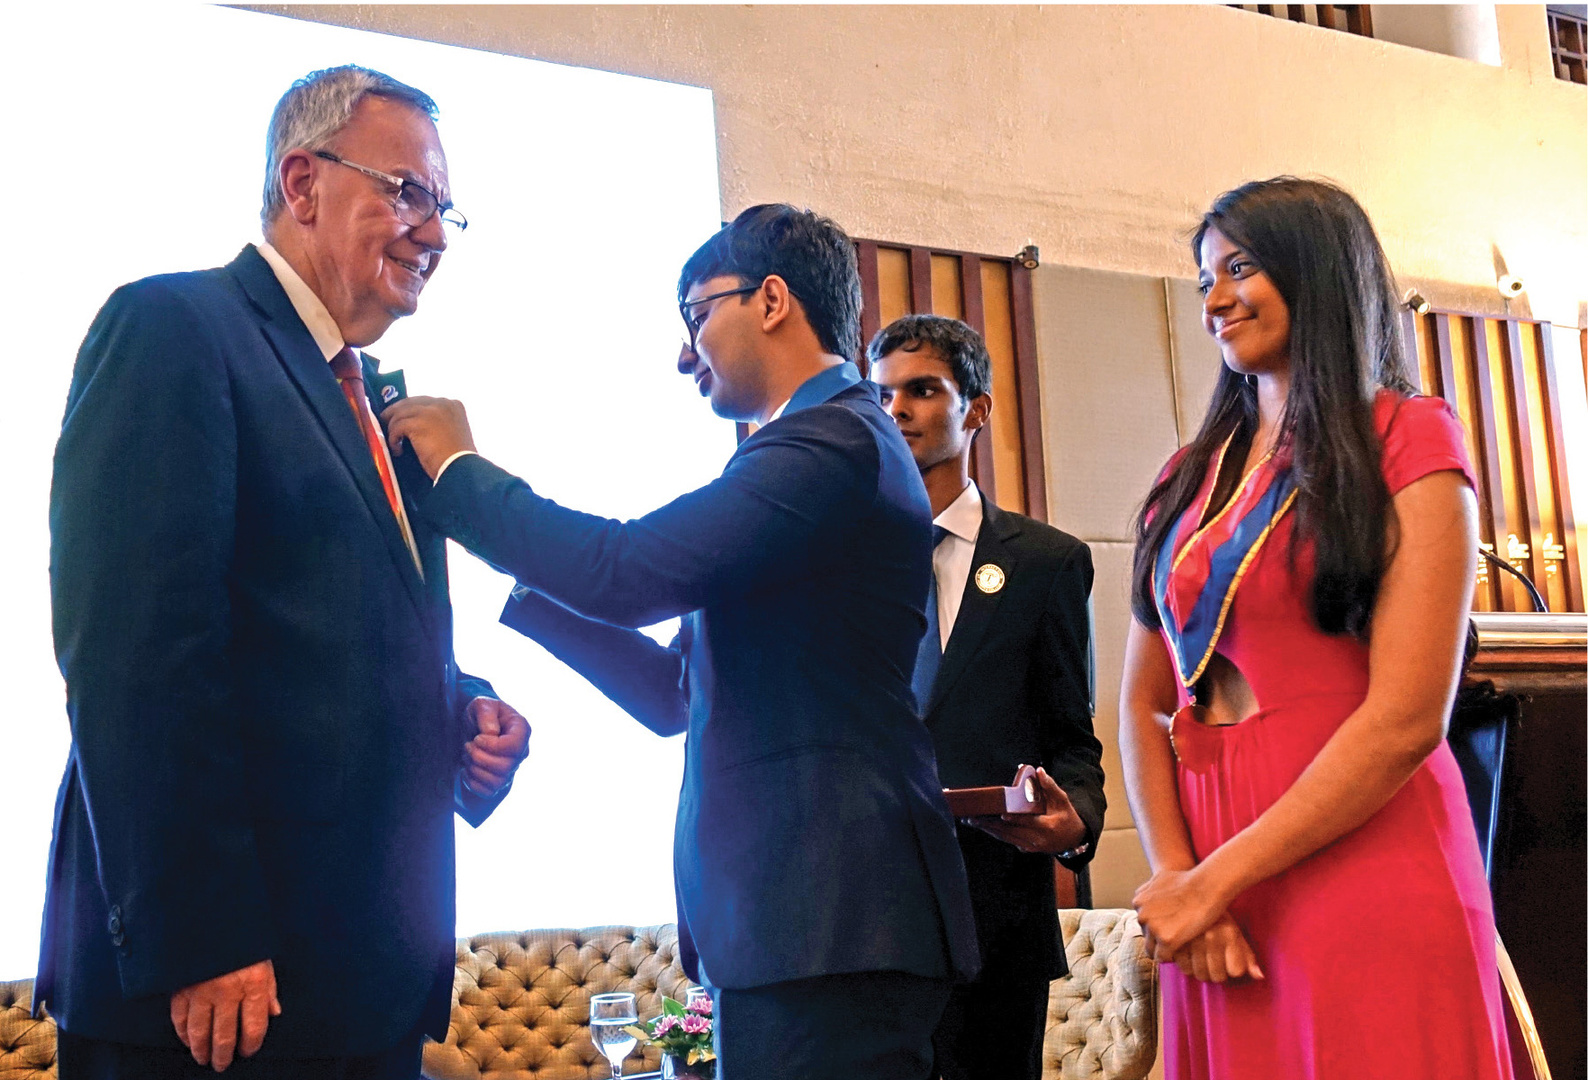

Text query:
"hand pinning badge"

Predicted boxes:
[[975, 564, 1006, 594]]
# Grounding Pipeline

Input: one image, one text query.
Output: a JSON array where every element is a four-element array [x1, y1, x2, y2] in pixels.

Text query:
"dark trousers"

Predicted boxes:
[[56, 1028, 426, 1080], [932, 972, 1051, 1080], [712, 970, 950, 1080]]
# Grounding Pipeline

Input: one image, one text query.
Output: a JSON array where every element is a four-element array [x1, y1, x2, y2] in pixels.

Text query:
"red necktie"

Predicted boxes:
[[329, 347, 405, 525]]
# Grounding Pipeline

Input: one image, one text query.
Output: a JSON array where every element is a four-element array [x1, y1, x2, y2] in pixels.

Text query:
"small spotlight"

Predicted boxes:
[[1015, 244, 1040, 270], [1498, 274, 1525, 299], [1402, 289, 1430, 315]]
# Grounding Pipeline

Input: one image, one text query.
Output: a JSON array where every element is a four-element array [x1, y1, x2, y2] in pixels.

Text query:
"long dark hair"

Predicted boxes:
[[1130, 177, 1417, 638]]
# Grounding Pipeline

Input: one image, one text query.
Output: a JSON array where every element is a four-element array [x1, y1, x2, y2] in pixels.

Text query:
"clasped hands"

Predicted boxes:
[[1132, 865, 1265, 985], [170, 698, 528, 1070]]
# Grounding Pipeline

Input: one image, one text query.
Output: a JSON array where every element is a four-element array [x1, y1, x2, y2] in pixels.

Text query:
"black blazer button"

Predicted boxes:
[[111, 931, 125, 947], [109, 905, 122, 919], [108, 914, 122, 934]]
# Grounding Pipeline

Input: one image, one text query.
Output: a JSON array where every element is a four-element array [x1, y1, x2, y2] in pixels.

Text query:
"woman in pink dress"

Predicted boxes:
[[1119, 177, 1513, 1079]]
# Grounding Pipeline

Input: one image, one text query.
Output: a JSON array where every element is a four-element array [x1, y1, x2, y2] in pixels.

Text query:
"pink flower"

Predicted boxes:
[[686, 998, 713, 1016], [652, 1016, 680, 1038], [681, 1015, 710, 1035]]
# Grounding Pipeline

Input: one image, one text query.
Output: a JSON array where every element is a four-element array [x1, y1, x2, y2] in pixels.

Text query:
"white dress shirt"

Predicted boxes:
[[931, 481, 984, 650], [255, 242, 422, 574]]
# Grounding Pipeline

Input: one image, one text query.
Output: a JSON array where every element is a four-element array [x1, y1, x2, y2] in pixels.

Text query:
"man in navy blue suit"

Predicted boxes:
[[385, 205, 979, 1080], [42, 66, 528, 1079]]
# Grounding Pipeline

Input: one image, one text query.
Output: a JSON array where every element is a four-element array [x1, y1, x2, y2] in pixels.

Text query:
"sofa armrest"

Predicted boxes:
[[1044, 909, 1158, 1080]]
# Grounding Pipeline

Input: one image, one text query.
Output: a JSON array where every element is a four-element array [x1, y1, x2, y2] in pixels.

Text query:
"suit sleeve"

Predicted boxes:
[[1038, 541, 1107, 870], [450, 662, 509, 828], [419, 408, 879, 629], [50, 281, 275, 997], [499, 588, 688, 737]]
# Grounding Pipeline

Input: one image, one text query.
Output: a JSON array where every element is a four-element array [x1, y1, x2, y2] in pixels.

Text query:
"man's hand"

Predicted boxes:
[[968, 767, 1088, 855], [170, 958, 281, 1072], [462, 697, 530, 797], [1166, 912, 1265, 984], [383, 396, 476, 479]]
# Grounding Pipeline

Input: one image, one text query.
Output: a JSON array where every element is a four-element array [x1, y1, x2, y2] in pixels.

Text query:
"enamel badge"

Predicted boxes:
[[975, 564, 1006, 594]]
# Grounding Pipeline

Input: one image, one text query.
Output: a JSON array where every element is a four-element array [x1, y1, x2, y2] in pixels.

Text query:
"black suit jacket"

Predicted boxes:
[[424, 366, 981, 990], [40, 245, 502, 1056], [925, 495, 1105, 981]]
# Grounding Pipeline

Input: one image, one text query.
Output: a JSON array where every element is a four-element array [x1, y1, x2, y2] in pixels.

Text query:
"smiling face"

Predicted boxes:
[[871, 345, 986, 473], [676, 274, 770, 421], [1198, 226, 1291, 377], [300, 95, 451, 347]]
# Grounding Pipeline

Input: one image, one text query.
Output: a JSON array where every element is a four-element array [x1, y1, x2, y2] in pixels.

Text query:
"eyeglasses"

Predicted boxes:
[[314, 150, 467, 231], [679, 282, 762, 352]]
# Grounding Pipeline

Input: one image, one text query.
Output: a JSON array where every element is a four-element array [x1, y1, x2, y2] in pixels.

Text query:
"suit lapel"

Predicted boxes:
[[229, 248, 433, 634], [926, 497, 1022, 718]]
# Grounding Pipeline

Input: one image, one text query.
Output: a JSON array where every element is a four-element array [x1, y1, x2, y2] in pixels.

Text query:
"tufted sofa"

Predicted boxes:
[[1, 910, 1155, 1080]]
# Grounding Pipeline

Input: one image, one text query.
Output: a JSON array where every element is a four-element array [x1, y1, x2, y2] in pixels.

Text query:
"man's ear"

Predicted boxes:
[[758, 274, 796, 335], [963, 391, 993, 435], [278, 149, 319, 226]]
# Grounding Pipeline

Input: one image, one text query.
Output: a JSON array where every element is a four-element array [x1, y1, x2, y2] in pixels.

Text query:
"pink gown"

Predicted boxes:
[[1154, 392, 1513, 1079]]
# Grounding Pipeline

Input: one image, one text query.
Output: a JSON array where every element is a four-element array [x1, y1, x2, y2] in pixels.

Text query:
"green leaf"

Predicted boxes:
[[662, 997, 687, 1018]]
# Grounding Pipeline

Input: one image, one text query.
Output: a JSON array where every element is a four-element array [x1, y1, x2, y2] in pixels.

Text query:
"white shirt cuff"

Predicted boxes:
[[435, 449, 479, 481]]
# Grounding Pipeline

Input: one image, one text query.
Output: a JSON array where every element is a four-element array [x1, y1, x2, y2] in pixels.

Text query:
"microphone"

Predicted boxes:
[[1479, 548, 1547, 613]]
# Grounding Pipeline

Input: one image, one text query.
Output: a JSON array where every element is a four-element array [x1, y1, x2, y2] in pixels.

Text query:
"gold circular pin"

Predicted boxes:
[[974, 564, 1006, 594]]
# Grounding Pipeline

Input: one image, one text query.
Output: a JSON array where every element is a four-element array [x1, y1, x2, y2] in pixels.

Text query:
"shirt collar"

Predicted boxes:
[[254, 241, 346, 362], [778, 361, 863, 420], [934, 480, 984, 544]]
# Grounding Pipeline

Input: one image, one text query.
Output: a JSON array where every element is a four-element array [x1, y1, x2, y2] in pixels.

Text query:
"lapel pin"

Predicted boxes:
[[381, 384, 400, 404], [975, 564, 1006, 594]]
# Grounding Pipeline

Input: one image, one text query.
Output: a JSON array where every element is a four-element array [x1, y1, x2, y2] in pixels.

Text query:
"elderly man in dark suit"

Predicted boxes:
[[41, 65, 528, 1080], [869, 314, 1106, 1080], [384, 204, 979, 1080]]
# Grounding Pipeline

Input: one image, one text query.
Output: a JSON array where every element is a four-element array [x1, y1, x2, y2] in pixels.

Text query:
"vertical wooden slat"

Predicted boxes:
[[930, 254, 964, 320], [1501, 320, 1550, 599], [876, 247, 912, 330], [1316, 4, 1337, 30], [909, 247, 934, 315], [856, 239, 882, 375], [959, 254, 998, 503], [1011, 263, 1049, 523], [1536, 326, 1584, 610], [1432, 313, 1461, 410], [960, 255, 986, 337], [1349, 5, 1372, 37], [1471, 319, 1528, 611]]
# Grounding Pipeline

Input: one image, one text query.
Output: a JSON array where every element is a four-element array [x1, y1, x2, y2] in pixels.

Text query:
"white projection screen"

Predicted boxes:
[[0, 7, 730, 977]]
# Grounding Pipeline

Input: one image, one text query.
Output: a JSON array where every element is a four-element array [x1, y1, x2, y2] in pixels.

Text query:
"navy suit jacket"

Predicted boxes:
[[419, 364, 980, 989], [41, 246, 502, 1056], [923, 496, 1105, 982]]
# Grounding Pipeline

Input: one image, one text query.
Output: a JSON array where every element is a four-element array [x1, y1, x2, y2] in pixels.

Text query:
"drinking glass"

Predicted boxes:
[[589, 992, 639, 1079], [684, 986, 709, 1010]]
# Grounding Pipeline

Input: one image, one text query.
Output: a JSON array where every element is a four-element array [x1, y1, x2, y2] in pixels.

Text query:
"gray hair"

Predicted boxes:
[[261, 65, 439, 227]]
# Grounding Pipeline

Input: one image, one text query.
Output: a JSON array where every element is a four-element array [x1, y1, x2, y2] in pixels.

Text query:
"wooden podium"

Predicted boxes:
[[1454, 613, 1587, 1080]]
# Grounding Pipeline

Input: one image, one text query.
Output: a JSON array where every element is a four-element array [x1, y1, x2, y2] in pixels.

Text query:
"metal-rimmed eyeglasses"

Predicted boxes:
[[314, 150, 467, 231]]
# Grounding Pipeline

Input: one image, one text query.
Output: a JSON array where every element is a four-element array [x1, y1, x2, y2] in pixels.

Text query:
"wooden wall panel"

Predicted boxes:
[[854, 240, 1042, 520], [1408, 308, 1583, 613]]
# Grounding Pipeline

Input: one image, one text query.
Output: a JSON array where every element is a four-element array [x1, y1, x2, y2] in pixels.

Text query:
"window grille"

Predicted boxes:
[[1227, 4, 1374, 37], [1548, 6, 1587, 84]]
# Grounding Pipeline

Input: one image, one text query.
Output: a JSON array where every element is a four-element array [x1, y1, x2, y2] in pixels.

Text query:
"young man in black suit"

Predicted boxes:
[[870, 314, 1106, 1080]]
